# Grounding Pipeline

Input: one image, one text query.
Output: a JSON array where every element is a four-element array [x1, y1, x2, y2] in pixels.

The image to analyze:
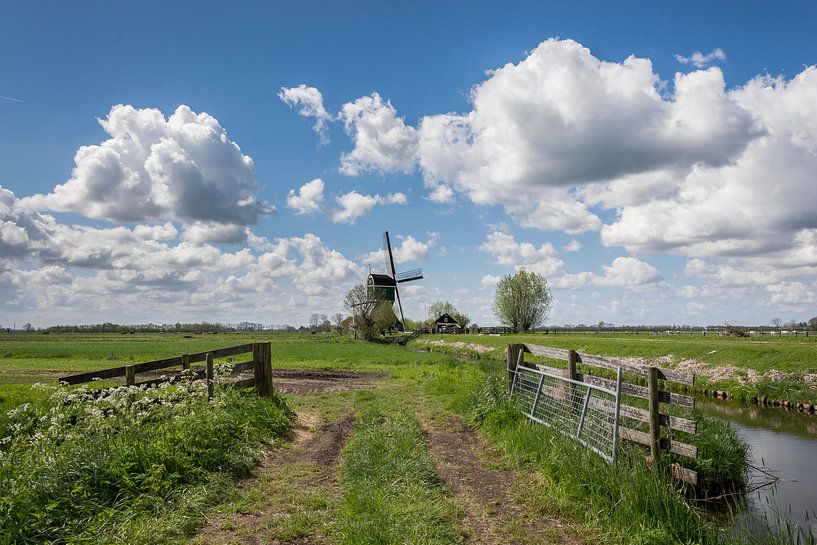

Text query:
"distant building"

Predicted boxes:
[[434, 313, 461, 334]]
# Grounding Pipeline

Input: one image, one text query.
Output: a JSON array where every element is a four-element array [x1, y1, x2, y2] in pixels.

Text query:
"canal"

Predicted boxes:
[[697, 398, 817, 538]]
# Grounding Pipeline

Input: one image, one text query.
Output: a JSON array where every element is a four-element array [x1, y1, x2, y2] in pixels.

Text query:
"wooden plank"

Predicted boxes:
[[524, 344, 570, 361], [523, 343, 694, 385], [618, 427, 698, 458], [663, 438, 698, 459], [579, 374, 695, 409], [577, 352, 694, 386], [671, 463, 699, 486], [188, 343, 255, 363], [60, 366, 127, 384], [534, 363, 570, 376], [132, 356, 184, 374], [587, 397, 697, 434], [619, 425, 652, 447], [229, 360, 255, 374]]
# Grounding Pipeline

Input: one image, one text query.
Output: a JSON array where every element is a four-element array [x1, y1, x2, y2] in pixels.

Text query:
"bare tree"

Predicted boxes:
[[344, 284, 379, 340], [309, 313, 320, 331], [771, 317, 782, 329], [493, 269, 552, 332]]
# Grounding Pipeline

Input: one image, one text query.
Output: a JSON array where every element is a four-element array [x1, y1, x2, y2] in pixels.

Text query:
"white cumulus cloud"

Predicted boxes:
[[20, 105, 271, 229], [287, 178, 326, 215], [279, 85, 333, 144], [675, 48, 726, 68], [339, 93, 419, 176], [360, 233, 438, 266], [330, 191, 407, 224]]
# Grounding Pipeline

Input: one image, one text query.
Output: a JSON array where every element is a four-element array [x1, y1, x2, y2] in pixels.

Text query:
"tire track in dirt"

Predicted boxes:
[[194, 412, 355, 545], [423, 416, 580, 545]]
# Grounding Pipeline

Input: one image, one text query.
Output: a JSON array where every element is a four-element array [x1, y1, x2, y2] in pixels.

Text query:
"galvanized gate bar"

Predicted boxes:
[[511, 364, 623, 465]]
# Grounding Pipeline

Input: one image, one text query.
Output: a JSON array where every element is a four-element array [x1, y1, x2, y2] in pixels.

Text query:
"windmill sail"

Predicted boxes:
[[395, 268, 423, 282], [383, 231, 406, 326]]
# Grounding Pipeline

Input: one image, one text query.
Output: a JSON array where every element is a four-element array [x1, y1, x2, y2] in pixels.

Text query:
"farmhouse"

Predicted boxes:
[[434, 313, 461, 334]]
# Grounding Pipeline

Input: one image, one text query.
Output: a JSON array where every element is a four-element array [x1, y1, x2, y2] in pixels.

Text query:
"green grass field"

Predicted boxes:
[[0, 332, 812, 544]]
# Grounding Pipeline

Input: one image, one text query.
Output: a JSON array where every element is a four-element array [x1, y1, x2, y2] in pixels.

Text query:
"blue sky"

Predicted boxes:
[[2, 1, 817, 327]]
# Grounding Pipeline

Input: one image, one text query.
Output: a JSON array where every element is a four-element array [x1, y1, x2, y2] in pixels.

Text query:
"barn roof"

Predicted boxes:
[[435, 313, 459, 325]]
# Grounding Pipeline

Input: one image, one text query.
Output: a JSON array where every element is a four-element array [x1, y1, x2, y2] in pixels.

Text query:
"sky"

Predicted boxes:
[[2, 1, 817, 328]]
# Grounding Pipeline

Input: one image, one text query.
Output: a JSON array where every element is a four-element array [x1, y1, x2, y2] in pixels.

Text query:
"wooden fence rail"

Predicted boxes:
[[59, 342, 273, 399], [508, 343, 699, 485]]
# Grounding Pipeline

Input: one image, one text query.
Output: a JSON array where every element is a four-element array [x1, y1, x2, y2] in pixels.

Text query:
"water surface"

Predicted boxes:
[[697, 398, 817, 537]]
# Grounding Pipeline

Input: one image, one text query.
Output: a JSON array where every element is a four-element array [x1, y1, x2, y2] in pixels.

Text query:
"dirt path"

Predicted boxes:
[[192, 412, 355, 545], [271, 368, 386, 395], [423, 416, 580, 545]]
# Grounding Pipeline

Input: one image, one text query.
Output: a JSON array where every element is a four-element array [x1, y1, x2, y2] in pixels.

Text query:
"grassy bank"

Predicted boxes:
[[412, 333, 817, 405], [0, 373, 293, 544]]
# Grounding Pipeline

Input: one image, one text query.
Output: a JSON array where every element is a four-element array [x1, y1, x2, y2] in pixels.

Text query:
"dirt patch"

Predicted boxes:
[[304, 414, 356, 467], [423, 416, 578, 545], [271, 368, 386, 395], [417, 339, 496, 354], [196, 412, 356, 545]]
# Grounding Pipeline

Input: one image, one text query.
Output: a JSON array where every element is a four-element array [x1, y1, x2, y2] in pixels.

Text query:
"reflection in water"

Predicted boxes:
[[697, 398, 817, 537]]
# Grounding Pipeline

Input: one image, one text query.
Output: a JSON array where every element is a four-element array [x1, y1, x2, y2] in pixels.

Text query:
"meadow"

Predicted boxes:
[[412, 332, 817, 404], [0, 332, 813, 544]]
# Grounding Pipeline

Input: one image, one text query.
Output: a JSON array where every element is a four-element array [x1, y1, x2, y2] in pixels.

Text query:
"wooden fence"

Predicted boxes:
[[59, 342, 274, 399], [507, 343, 699, 485]]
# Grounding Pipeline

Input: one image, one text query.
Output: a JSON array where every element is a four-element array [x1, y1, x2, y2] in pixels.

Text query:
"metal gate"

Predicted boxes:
[[510, 360, 623, 464]]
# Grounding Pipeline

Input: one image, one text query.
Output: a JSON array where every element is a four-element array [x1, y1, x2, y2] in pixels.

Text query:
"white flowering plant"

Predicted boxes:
[[0, 367, 292, 543]]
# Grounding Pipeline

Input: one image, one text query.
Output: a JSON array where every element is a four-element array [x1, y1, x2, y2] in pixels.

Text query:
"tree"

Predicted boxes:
[[372, 302, 398, 335], [452, 311, 470, 330], [428, 300, 456, 320], [808, 316, 817, 330], [771, 317, 782, 329], [493, 269, 552, 332], [309, 313, 320, 331], [344, 284, 379, 340]]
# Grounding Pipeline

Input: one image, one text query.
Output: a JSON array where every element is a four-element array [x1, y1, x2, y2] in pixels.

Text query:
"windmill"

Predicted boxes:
[[366, 231, 423, 331]]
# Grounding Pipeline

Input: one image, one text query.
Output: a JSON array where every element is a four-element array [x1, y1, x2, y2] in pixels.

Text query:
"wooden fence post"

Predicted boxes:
[[567, 349, 579, 408], [125, 365, 135, 386], [181, 354, 190, 371], [253, 342, 273, 397], [647, 366, 661, 464], [507, 344, 525, 394], [206, 353, 214, 400], [567, 350, 578, 380]]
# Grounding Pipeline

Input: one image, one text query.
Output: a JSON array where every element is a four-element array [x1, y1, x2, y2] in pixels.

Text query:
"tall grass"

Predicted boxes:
[[339, 400, 464, 544], [463, 374, 718, 545], [0, 370, 293, 544]]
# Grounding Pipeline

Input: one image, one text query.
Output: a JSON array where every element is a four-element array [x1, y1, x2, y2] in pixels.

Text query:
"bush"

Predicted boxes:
[[0, 370, 293, 543]]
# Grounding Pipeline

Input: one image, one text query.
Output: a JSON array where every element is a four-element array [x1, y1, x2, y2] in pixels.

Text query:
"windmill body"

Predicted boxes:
[[365, 231, 423, 331]]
